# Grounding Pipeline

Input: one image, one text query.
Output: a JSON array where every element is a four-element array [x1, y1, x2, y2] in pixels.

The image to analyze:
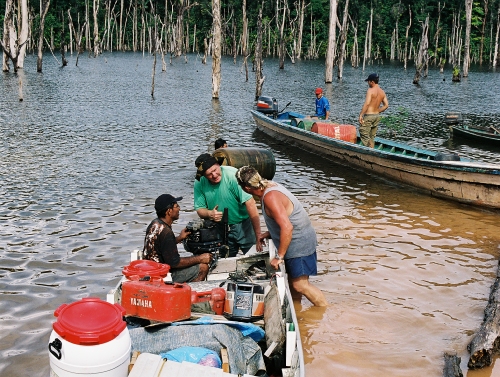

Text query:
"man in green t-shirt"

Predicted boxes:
[[194, 153, 262, 257]]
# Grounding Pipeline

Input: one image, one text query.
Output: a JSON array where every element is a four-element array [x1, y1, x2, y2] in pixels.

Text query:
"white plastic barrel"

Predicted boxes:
[[48, 297, 131, 377]]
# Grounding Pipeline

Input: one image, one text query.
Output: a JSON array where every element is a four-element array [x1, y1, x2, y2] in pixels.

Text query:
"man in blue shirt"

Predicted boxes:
[[313, 87, 330, 120]]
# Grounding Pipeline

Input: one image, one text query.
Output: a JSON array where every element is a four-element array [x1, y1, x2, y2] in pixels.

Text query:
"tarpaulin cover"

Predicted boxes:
[[171, 316, 265, 342], [128, 323, 266, 376]]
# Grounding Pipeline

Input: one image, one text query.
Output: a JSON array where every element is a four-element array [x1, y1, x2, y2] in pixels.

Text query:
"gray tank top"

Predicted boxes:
[[262, 184, 317, 259]]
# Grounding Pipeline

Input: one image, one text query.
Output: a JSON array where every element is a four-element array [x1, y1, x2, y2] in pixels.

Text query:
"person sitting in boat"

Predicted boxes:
[[310, 87, 330, 120], [194, 153, 262, 257], [143, 194, 213, 282], [235, 166, 328, 307], [214, 138, 228, 150]]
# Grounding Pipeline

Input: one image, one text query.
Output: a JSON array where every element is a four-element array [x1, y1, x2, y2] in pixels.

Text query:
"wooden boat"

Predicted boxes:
[[445, 112, 500, 145], [251, 108, 500, 209], [105, 240, 305, 377]]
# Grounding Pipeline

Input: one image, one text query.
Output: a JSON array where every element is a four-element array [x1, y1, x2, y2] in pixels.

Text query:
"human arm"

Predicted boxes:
[[379, 95, 389, 114], [358, 90, 371, 124], [175, 228, 191, 244], [262, 191, 293, 270], [196, 205, 223, 222], [174, 253, 212, 268], [244, 197, 263, 252]]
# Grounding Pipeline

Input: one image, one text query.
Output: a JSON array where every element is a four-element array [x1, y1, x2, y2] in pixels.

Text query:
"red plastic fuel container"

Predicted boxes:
[[311, 122, 357, 143], [191, 288, 226, 315], [121, 277, 191, 322]]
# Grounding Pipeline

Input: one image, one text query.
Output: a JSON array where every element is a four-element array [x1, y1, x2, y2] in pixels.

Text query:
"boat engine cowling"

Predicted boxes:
[[444, 112, 463, 126], [256, 96, 278, 118]]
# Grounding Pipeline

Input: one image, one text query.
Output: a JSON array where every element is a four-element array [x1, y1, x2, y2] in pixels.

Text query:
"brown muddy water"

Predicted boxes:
[[1, 53, 500, 376]]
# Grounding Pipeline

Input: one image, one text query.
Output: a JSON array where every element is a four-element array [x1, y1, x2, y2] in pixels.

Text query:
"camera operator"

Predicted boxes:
[[143, 194, 213, 282]]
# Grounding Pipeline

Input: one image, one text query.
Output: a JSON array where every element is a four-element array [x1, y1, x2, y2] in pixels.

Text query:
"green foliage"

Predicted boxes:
[[380, 107, 409, 135]]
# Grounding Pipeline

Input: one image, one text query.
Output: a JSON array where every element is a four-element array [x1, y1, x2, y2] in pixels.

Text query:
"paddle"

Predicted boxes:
[[490, 125, 500, 134]]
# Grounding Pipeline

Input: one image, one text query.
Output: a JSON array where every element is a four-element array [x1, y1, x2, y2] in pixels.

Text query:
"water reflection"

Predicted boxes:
[[1, 53, 500, 377]]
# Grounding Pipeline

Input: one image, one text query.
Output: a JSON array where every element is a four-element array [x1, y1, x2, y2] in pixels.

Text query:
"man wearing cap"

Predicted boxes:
[[235, 166, 328, 307], [312, 87, 330, 120], [358, 73, 389, 148], [142, 194, 212, 282], [214, 138, 228, 150], [194, 153, 262, 257]]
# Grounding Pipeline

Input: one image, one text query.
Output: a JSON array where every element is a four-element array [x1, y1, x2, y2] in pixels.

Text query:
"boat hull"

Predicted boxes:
[[451, 125, 500, 145], [252, 110, 500, 209]]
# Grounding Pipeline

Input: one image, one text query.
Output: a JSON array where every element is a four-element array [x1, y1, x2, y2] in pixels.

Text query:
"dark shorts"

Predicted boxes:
[[170, 264, 200, 283], [284, 252, 318, 279]]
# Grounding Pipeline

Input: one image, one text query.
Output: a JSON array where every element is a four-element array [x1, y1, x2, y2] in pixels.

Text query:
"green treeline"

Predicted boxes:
[[2, 0, 500, 67]]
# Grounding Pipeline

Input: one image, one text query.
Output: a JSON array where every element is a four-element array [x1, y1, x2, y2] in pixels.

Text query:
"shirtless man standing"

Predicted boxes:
[[358, 73, 389, 148]]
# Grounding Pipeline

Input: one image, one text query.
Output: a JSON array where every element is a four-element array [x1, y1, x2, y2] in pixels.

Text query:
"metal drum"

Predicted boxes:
[[213, 147, 276, 180], [223, 282, 265, 322]]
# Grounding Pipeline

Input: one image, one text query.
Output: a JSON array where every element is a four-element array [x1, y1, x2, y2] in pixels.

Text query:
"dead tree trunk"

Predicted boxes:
[[349, 16, 358, 68], [337, 0, 349, 79], [404, 6, 412, 70], [325, 0, 337, 82], [68, 10, 86, 66], [255, 3, 265, 100], [449, 12, 462, 81], [1, 0, 30, 72], [433, 2, 444, 66], [494, 7, 500, 67], [443, 352, 463, 377], [296, 0, 306, 59], [479, 0, 488, 65], [36, 0, 51, 72], [463, 0, 473, 77], [413, 15, 429, 85], [467, 260, 500, 369], [212, 0, 221, 99], [242, 0, 249, 81], [277, 0, 288, 70]]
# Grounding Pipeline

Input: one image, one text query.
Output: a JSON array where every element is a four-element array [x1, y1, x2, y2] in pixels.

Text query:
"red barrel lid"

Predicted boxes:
[[52, 297, 126, 345], [122, 260, 170, 279]]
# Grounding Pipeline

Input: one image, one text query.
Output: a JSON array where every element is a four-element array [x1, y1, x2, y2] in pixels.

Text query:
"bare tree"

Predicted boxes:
[[255, 3, 265, 100], [337, 0, 349, 79], [404, 6, 412, 70], [494, 6, 500, 67], [242, 0, 249, 81], [325, 0, 338, 82], [463, 0, 473, 77], [36, 0, 51, 72], [2, 0, 29, 72], [212, 0, 221, 99], [413, 15, 429, 85]]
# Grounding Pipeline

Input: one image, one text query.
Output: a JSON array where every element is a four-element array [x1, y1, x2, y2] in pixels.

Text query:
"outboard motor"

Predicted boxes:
[[183, 219, 223, 255], [444, 112, 463, 126], [255, 96, 279, 119]]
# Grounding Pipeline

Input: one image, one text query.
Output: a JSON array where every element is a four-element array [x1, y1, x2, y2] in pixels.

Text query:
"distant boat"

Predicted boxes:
[[251, 98, 500, 210], [445, 112, 500, 145]]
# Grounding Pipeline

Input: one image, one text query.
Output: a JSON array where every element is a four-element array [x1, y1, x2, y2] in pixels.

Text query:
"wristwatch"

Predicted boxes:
[[274, 255, 284, 261]]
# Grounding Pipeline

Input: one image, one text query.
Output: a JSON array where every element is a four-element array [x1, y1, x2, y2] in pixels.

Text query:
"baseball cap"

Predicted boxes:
[[195, 153, 225, 181], [315, 88, 323, 94], [155, 194, 182, 212], [365, 73, 379, 82]]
